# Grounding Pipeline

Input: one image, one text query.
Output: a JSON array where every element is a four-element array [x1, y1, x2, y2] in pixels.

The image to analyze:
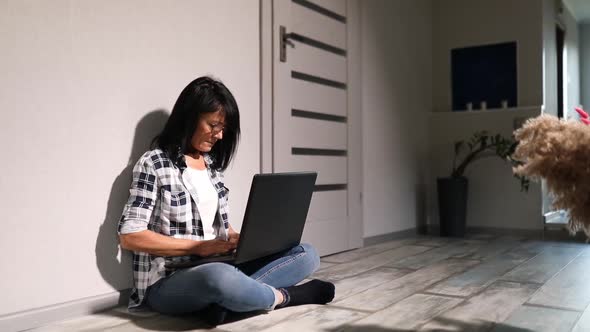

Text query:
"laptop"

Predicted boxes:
[[164, 171, 317, 269]]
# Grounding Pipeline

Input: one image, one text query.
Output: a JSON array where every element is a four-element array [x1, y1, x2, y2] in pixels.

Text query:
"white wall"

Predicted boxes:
[[541, 0, 581, 215], [433, 0, 544, 112], [544, 0, 559, 118], [543, 0, 581, 118], [542, 0, 560, 215], [429, 0, 544, 230], [0, 0, 259, 318], [582, 23, 590, 108], [360, 0, 432, 237], [544, 0, 581, 119], [562, 5, 581, 117]]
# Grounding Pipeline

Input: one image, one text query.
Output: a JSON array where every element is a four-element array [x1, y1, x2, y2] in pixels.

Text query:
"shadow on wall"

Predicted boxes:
[[95, 110, 169, 300]]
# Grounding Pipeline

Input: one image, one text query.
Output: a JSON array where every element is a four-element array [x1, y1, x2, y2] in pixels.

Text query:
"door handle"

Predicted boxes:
[[280, 26, 295, 62]]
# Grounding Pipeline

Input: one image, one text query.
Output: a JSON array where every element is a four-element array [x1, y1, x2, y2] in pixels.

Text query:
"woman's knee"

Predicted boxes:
[[300, 243, 320, 273], [193, 263, 241, 295]]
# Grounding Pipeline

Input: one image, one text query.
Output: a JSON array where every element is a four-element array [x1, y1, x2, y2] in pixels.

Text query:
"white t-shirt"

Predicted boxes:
[[184, 167, 218, 240]]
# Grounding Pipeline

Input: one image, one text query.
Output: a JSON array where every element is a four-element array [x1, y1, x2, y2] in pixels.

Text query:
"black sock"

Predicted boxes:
[[277, 279, 335, 308], [201, 303, 228, 326]]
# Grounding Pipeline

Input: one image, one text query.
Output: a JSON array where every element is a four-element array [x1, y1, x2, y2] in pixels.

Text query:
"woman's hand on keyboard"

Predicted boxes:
[[192, 239, 237, 257]]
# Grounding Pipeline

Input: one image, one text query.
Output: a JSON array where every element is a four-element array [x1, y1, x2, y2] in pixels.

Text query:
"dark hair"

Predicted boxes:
[[152, 76, 241, 171]]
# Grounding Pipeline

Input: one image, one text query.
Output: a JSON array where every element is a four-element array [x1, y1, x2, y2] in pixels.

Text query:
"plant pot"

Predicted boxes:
[[437, 176, 468, 237]]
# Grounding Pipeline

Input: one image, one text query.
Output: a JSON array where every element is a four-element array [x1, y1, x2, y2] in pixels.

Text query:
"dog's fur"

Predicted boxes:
[[512, 114, 590, 235]]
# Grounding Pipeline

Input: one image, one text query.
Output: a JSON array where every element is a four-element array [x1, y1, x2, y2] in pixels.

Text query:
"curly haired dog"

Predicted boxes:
[[512, 107, 590, 236]]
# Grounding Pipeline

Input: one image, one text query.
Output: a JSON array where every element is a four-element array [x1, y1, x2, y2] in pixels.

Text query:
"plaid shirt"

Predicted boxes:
[[118, 148, 230, 309]]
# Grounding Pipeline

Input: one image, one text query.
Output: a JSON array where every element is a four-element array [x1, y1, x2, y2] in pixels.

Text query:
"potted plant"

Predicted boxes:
[[438, 131, 529, 237]]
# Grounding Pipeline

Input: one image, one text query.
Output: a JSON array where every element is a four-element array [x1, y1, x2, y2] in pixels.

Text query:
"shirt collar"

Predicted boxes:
[[178, 153, 214, 171]]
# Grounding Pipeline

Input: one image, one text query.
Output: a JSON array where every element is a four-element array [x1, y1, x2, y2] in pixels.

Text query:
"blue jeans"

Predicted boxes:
[[145, 243, 320, 314]]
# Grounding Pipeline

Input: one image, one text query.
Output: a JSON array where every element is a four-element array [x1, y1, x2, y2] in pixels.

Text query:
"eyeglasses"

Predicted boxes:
[[207, 122, 226, 133]]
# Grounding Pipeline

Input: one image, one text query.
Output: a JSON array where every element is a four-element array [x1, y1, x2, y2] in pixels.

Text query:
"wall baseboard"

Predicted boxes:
[[466, 226, 544, 238], [362, 225, 587, 246], [0, 289, 130, 332], [421, 224, 544, 238], [421, 224, 588, 242], [363, 228, 418, 246]]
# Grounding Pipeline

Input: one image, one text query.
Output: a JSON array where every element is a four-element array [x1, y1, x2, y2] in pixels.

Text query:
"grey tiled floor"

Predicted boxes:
[[29, 234, 590, 331]]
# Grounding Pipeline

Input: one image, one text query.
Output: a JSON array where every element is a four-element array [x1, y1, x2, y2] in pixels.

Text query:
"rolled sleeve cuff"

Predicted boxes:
[[118, 219, 148, 235]]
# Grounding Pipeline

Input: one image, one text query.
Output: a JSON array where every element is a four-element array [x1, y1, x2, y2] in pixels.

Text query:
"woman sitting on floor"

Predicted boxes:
[[117, 76, 335, 325]]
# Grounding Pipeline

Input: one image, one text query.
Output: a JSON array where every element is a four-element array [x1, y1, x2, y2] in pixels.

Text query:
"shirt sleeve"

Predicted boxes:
[[118, 154, 159, 235]]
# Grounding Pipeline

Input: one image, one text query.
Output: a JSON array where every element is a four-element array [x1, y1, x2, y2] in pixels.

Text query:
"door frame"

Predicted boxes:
[[259, 0, 363, 250]]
